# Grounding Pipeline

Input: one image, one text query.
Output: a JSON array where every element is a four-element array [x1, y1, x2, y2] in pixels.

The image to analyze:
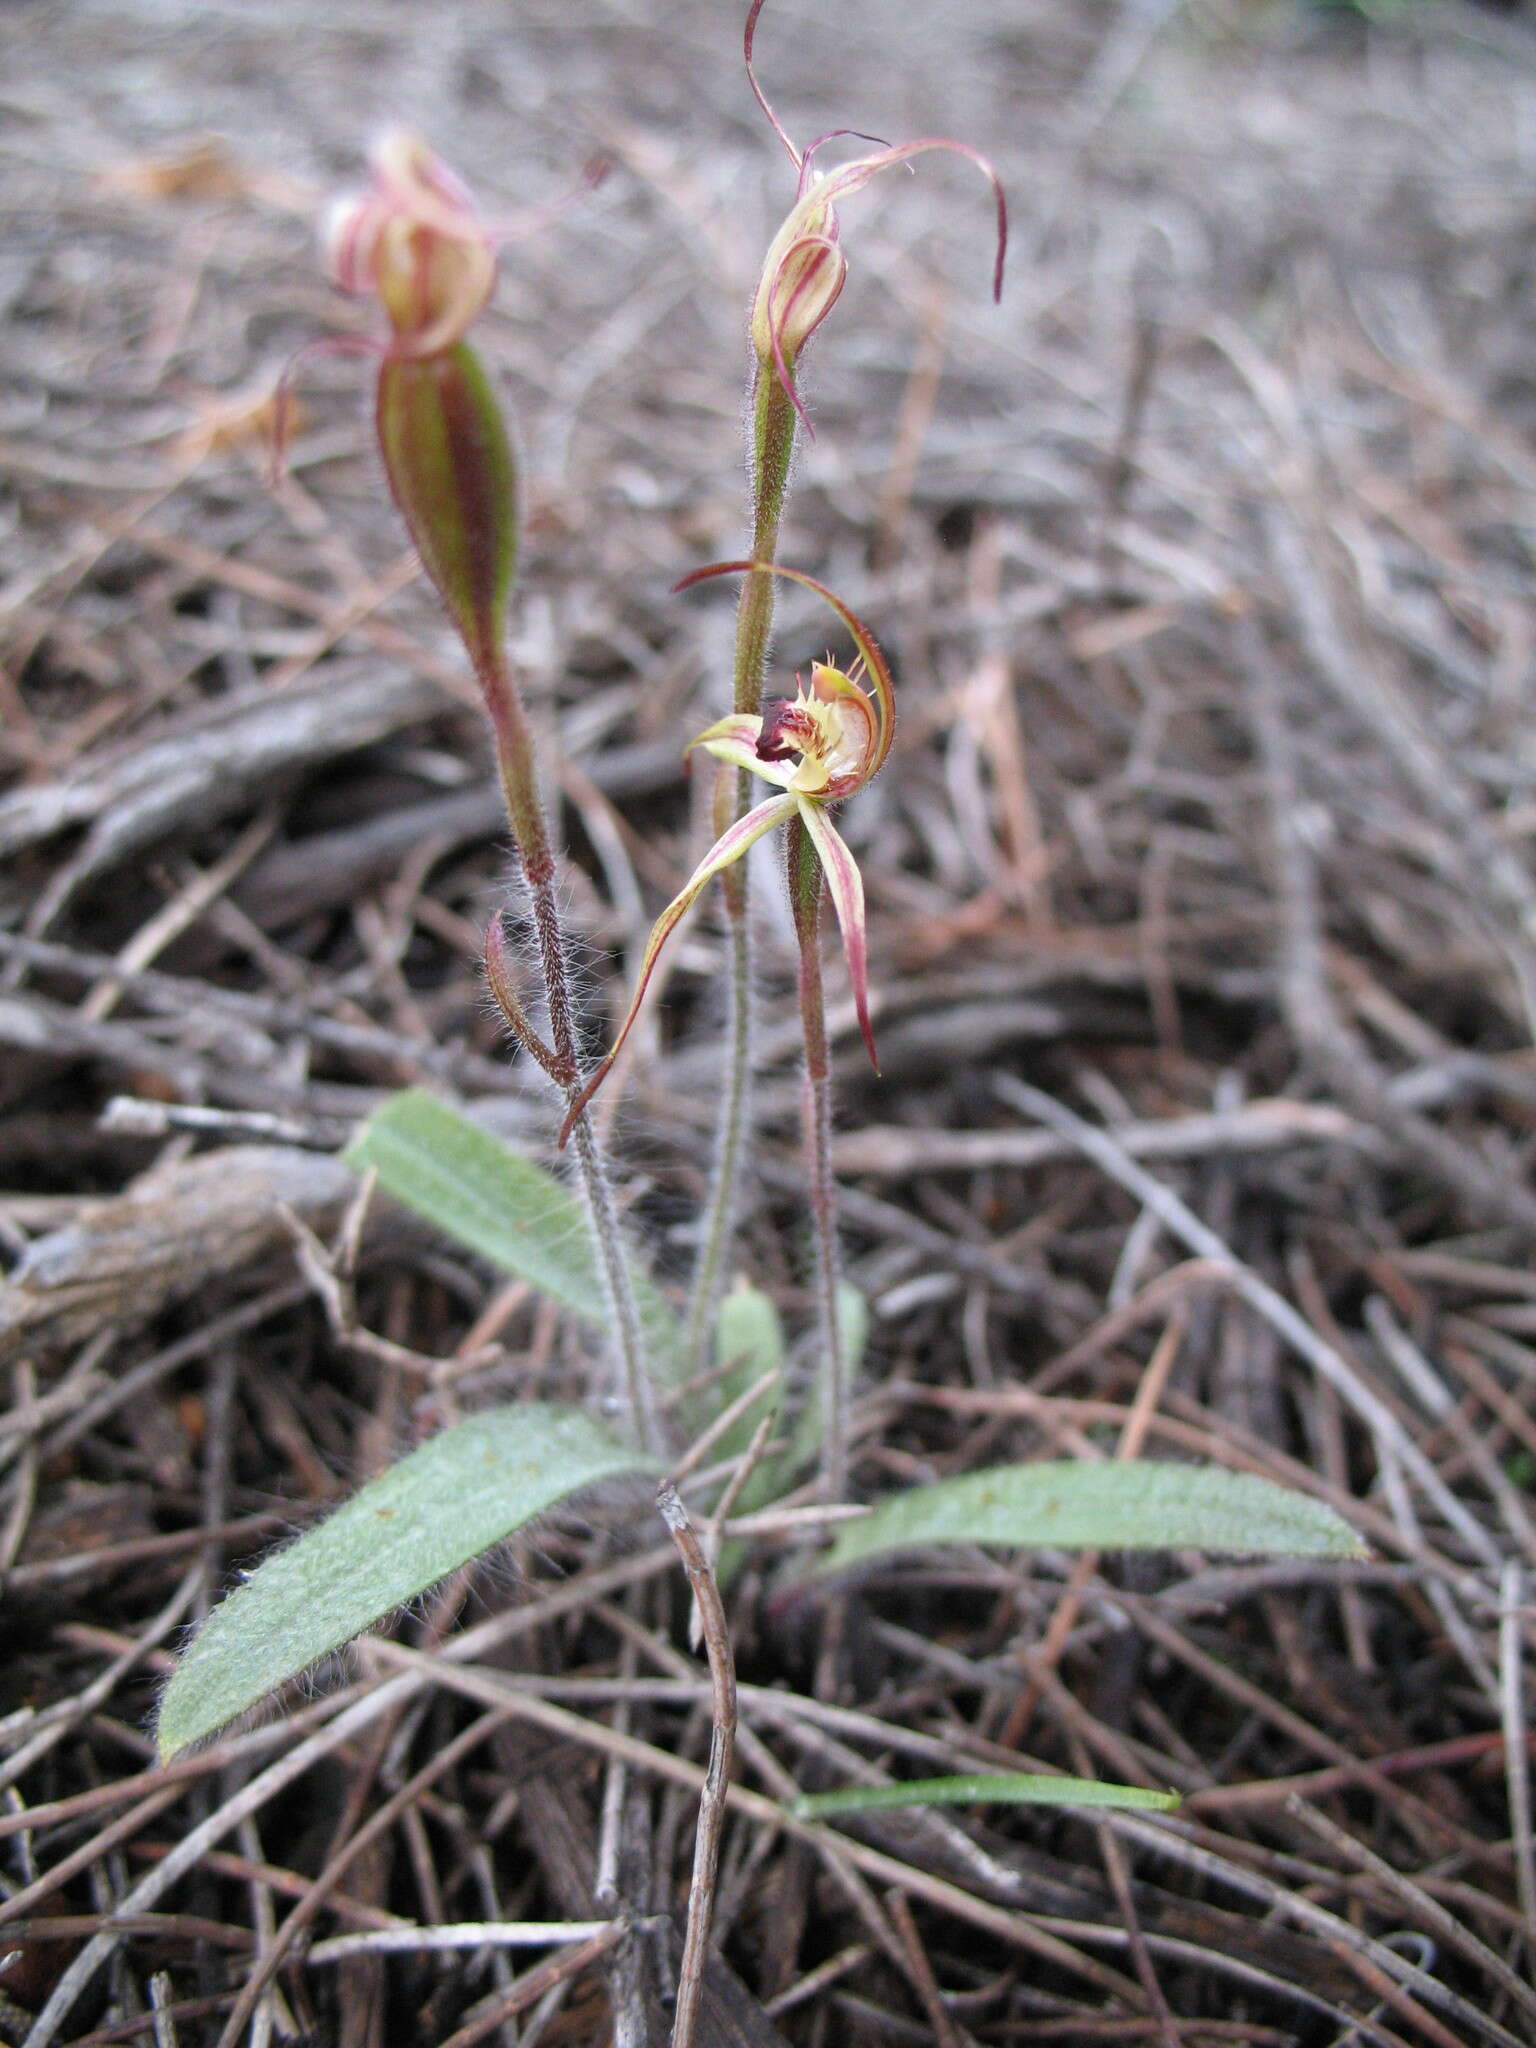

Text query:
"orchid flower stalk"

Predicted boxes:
[[324, 133, 659, 1451], [562, 562, 893, 1497], [684, 1, 1008, 1370]]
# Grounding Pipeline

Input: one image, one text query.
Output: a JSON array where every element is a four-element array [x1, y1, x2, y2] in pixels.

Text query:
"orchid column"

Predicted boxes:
[[325, 136, 658, 1451]]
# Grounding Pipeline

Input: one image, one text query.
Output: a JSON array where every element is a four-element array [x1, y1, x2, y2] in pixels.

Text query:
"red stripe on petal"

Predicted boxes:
[[798, 800, 878, 1072]]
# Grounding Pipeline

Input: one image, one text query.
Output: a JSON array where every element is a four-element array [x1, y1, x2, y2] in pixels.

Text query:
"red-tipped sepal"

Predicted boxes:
[[375, 340, 519, 685]]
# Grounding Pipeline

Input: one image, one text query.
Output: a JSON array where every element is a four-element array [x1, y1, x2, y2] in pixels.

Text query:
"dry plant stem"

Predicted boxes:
[[656, 1484, 737, 2048], [788, 816, 847, 1503], [683, 372, 797, 1370], [478, 643, 659, 1452]]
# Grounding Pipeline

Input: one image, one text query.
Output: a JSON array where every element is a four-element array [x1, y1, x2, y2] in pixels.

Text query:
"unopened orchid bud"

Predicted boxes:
[[376, 341, 519, 685], [742, 3, 1006, 430], [749, 185, 846, 399], [323, 131, 495, 358]]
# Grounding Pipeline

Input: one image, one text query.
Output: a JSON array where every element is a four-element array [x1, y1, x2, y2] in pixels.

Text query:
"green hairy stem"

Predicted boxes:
[[377, 342, 658, 1452], [684, 369, 799, 1369]]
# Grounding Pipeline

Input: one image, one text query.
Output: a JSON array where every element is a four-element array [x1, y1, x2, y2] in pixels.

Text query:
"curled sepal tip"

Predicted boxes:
[[673, 559, 895, 784], [744, 4, 1007, 419]]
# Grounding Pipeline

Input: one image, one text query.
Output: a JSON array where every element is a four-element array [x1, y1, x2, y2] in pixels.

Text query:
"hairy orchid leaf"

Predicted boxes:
[[347, 1091, 683, 1381], [816, 1461, 1365, 1578], [158, 1404, 654, 1758]]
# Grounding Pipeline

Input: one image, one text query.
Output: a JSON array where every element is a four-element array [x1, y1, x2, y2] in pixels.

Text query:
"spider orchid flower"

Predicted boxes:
[[743, 0, 1007, 431], [559, 562, 894, 1147]]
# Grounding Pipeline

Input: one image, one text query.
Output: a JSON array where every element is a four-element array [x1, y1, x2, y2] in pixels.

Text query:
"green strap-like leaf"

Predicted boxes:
[[817, 1460, 1365, 1577], [791, 1775, 1179, 1821], [347, 1090, 684, 1381], [157, 1404, 654, 1759]]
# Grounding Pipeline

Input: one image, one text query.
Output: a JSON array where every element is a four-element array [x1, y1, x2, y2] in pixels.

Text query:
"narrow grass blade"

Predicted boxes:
[[791, 1775, 1179, 1821], [157, 1404, 654, 1758], [817, 1460, 1364, 1577], [347, 1090, 683, 1379]]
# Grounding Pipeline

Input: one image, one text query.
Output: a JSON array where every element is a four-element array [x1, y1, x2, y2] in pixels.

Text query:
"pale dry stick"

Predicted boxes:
[[665, 1366, 781, 1488], [235, 1814, 287, 2048], [368, 1641, 1146, 2008], [993, 1076, 1499, 1571], [305, 1922, 617, 1964], [1499, 1560, 1536, 1959], [762, 1942, 871, 2018], [716, 1501, 870, 1539], [0, 1566, 203, 1799], [1366, 1296, 1536, 1568], [884, 1888, 970, 2048], [80, 808, 279, 1023], [207, 1702, 542, 2048], [1097, 1809, 1528, 2048], [1373, 1443, 1502, 1704], [0, 1359, 37, 1573], [699, 1409, 776, 1578], [18, 1548, 678, 2044], [591, 1630, 649, 2048], [1001, 1305, 1188, 1746], [1284, 1794, 1536, 2030], [1241, 613, 1536, 1236], [435, 1925, 628, 2048], [833, 1098, 1371, 1179], [590, 1599, 924, 1991], [656, 1484, 737, 2048], [20, 1673, 423, 2048]]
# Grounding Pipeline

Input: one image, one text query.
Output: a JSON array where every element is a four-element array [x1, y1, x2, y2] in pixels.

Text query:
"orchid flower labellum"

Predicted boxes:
[[744, 0, 1007, 429], [559, 561, 894, 1145]]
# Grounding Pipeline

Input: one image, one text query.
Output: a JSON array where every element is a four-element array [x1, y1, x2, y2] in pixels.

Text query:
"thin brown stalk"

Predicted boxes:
[[656, 1483, 737, 2048]]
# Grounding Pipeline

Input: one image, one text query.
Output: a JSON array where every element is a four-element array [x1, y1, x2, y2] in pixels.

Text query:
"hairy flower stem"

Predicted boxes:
[[478, 645, 660, 1454], [683, 370, 798, 1369], [787, 814, 847, 1503]]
